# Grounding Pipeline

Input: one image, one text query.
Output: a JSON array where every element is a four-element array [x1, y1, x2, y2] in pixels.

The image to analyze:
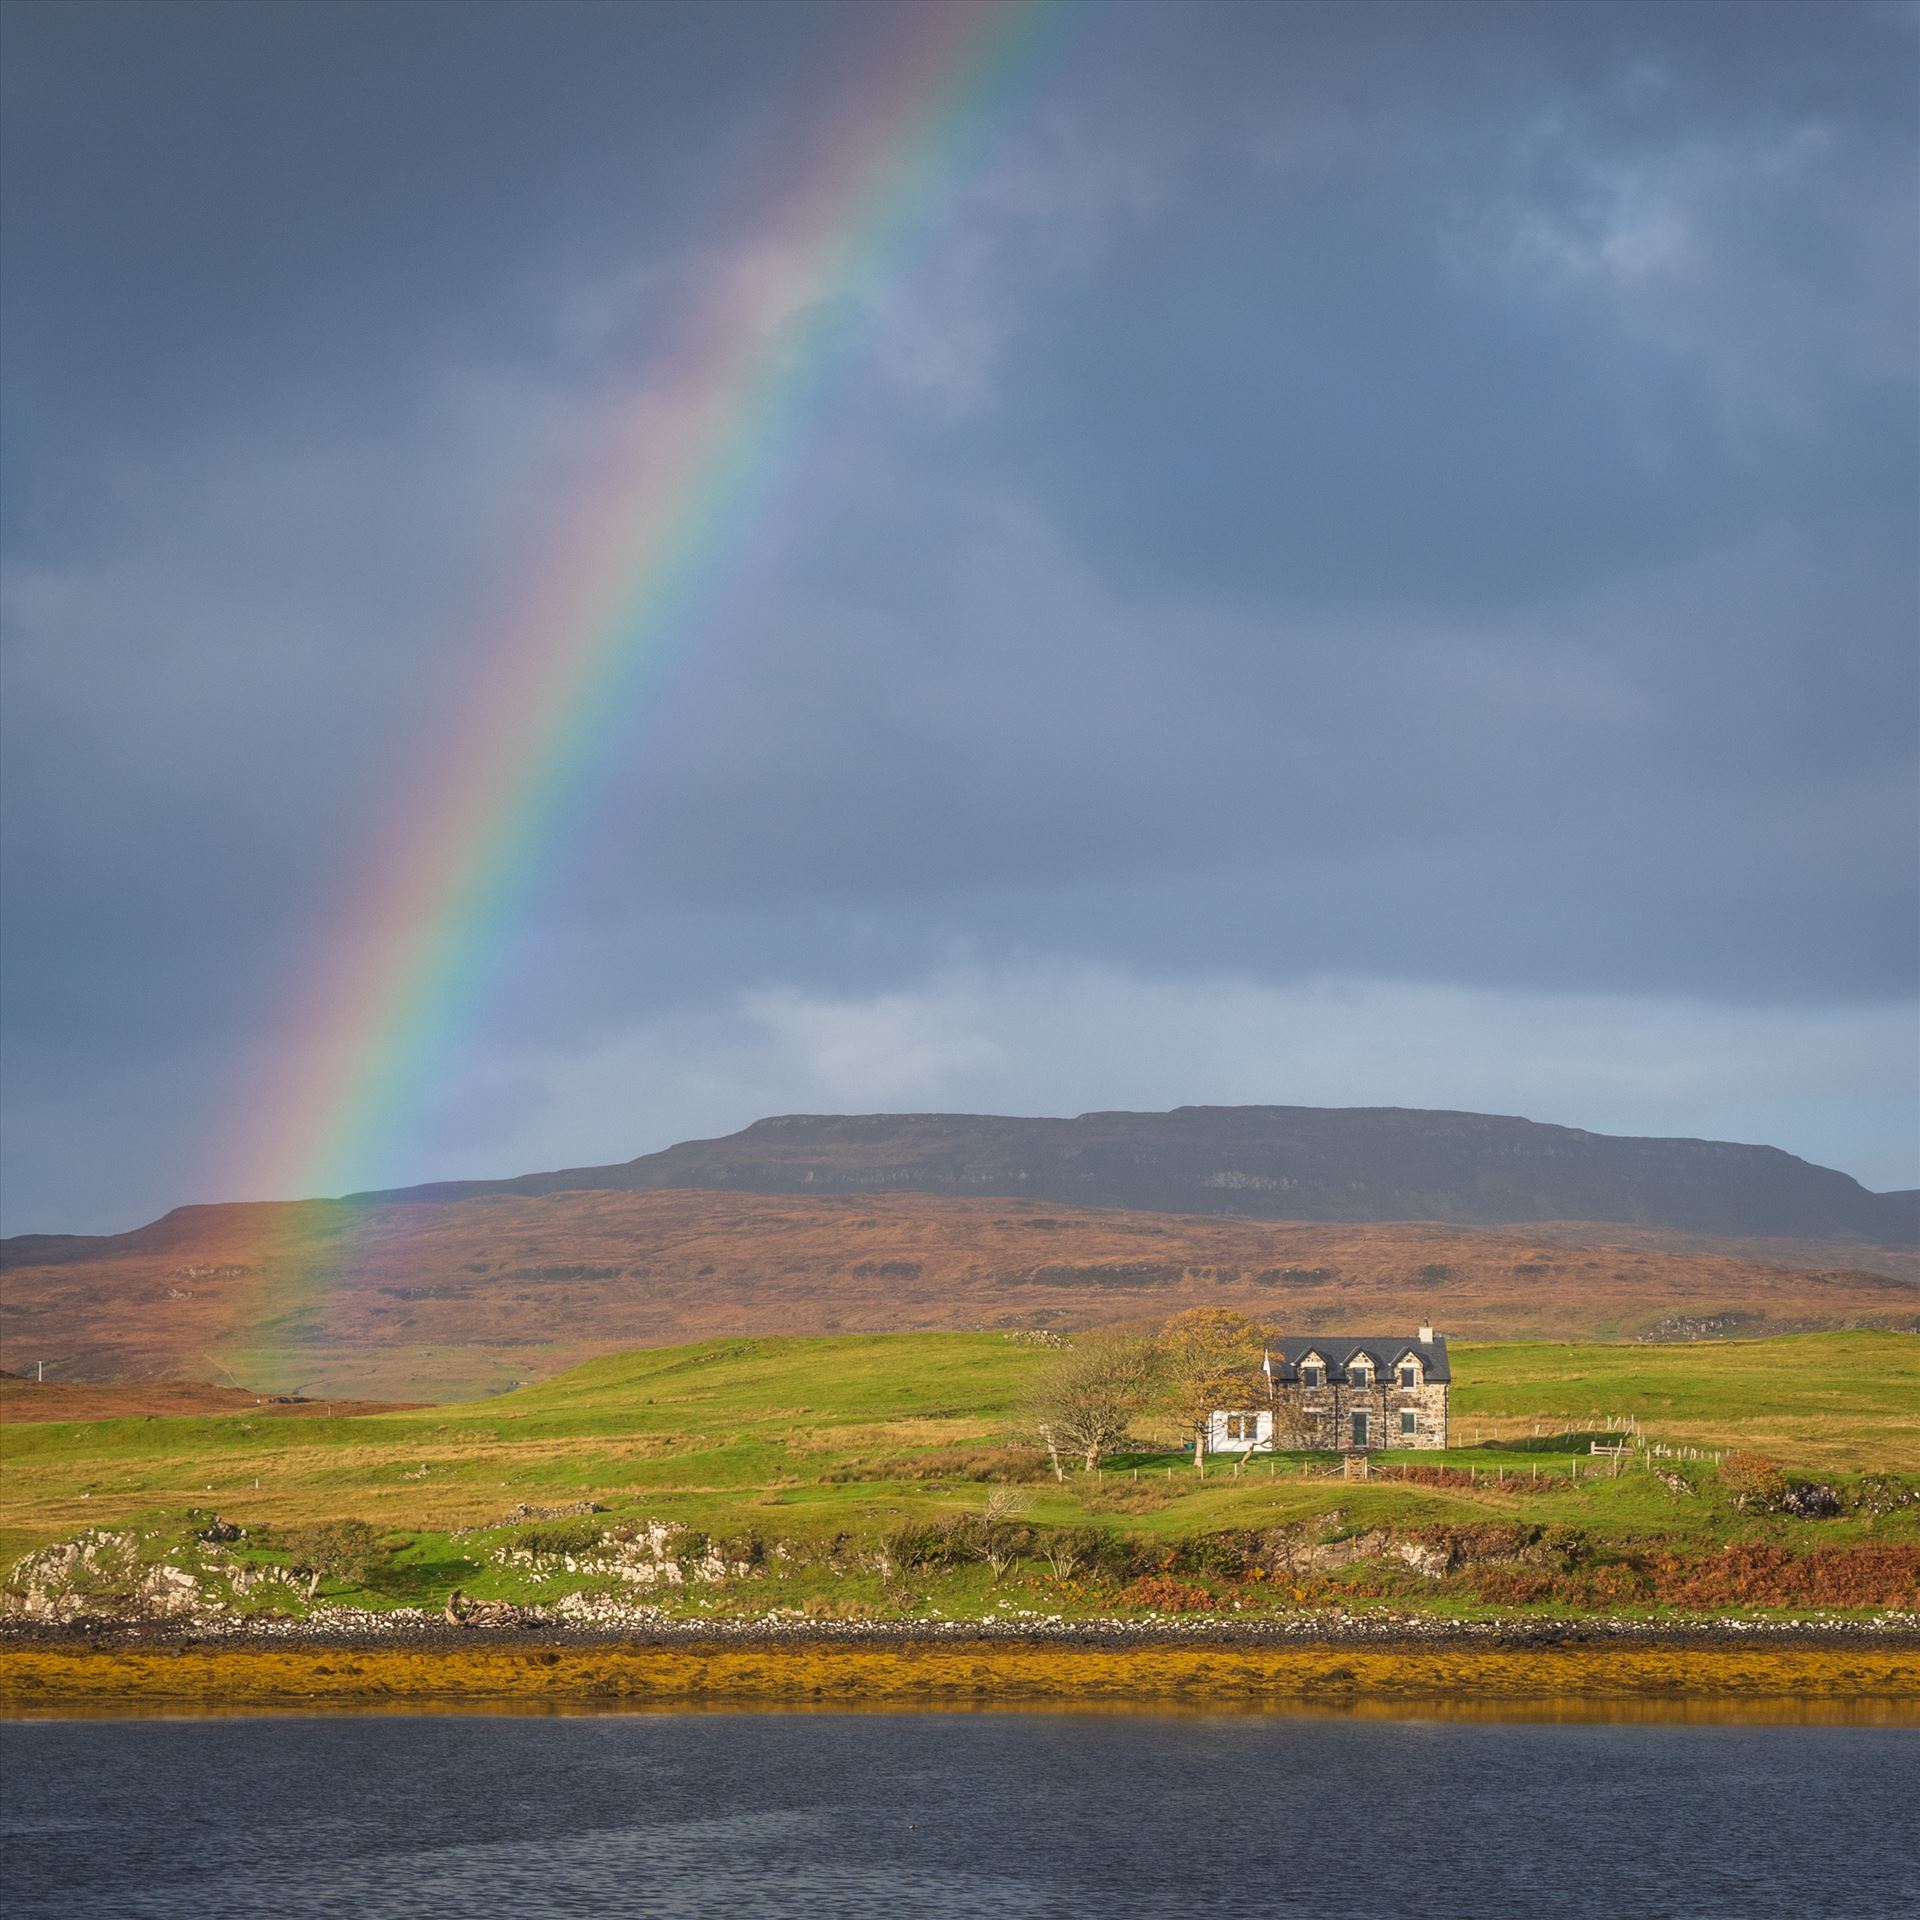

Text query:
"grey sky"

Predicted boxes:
[[2, 0, 1915, 1231]]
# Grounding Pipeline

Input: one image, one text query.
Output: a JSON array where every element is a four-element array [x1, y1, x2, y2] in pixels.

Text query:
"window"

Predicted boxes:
[[1400, 1409, 1418, 1437], [1300, 1364, 1325, 1389], [1399, 1364, 1418, 1389], [1349, 1363, 1371, 1388], [1224, 1412, 1257, 1442]]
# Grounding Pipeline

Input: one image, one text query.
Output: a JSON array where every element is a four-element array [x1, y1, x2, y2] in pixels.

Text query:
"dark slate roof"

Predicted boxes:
[[1267, 1336, 1449, 1385]]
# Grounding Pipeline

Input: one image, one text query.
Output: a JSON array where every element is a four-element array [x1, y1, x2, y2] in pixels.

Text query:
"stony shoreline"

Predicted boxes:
[[5, 1606, 1920, 1653]]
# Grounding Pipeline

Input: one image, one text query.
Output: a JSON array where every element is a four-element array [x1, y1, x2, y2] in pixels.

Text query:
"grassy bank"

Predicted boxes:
[[3, 1330, 1915, 1625]]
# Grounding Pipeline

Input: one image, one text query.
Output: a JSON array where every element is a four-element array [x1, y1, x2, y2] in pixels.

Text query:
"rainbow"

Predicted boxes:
[[229, 0, 1071, 1240]]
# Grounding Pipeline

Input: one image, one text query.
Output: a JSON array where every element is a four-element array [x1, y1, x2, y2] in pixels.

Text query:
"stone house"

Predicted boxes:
[[1209, 1326, 1450, 1453]]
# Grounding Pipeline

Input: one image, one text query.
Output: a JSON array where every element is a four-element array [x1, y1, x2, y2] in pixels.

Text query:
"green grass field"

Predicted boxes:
[[3, 1330, 1916, 1620]]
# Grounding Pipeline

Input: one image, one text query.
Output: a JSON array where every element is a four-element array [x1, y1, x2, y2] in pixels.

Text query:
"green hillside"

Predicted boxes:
[[4, 1330, 1916, 1622]]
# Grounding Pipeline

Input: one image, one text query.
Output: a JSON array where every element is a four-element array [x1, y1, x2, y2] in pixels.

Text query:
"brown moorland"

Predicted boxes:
[[0, 1373, 418, 1424], [3, 1190, 1913, 1400]]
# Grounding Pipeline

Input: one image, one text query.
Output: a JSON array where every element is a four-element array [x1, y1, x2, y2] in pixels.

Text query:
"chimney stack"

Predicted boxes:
[[1418, 1324, 1435, 1345]]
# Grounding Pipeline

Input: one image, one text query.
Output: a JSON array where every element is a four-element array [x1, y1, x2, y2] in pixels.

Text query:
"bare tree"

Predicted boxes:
[[980, 1490, 1030, 1582], [1025, 1327, 1159, 1473], [1158, 1307, 1267, 1475], [1040, 1536, 1083, 1581], [1039, 1527, 1106, 1582], [983, 1534, 1021, 1582]]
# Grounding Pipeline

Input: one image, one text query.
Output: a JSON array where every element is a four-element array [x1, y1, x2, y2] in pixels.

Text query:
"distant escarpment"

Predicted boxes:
[[356, 1107, 1918, 1247]]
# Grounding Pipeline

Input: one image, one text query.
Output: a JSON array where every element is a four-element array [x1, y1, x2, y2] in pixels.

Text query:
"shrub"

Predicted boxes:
[[1115, 1574, 1215, 1613], [1720, 1452, 1789, 1511], [514, 1519, 606, 1557], [1473, 1568, 1560, 1606], [1649, 1543, 1920, 1610], [280, 1520, 379, 1600], [1038, 1526, 1120, 1582], [879, 1515, 1035, 1574], [1166, 1532, 1253, 1580], [1471, 1542, 1920, 1611], [880, 1522, 951, 1573]]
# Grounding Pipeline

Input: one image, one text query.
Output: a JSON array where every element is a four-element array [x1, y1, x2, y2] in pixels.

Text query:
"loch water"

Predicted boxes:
[[3, 1709, 1916, 1918]]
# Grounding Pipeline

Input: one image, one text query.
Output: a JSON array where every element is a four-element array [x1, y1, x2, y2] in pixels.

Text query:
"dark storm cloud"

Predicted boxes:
[[0, 0, 861, 470], [1, 0, 1914, 1229]]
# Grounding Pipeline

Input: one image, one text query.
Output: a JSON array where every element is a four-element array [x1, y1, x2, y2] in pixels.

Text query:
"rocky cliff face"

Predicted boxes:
[[357, 1106, 1917, 1246]]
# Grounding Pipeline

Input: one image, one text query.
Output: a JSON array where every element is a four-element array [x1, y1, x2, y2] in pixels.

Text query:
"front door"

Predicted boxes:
[[1351, 1409, 1370, 1449]]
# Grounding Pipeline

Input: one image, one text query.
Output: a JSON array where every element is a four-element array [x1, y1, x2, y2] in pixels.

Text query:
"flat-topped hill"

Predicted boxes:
[[349, 1106, 1920, 1247]]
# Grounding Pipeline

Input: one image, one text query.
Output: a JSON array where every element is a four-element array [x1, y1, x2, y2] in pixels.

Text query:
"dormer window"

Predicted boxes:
[[1348, 1360, 1371, 1388], [1299, 1360, 1325, 1389], [1398, 1362, 1418, 1389]]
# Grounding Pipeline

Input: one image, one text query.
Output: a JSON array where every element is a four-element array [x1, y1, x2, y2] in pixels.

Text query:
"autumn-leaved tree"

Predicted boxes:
[[1270, 1387, 1320, 1452], [1158, 1307, 1267, 1474], [283, 1520, 379, 1601], [1026, 1326, 1160, 1476]]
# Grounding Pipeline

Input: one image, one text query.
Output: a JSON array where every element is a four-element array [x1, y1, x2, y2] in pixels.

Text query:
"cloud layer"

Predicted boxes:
[[418, 964, 1920, 1197], [2, 0, 1913, 1229]]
